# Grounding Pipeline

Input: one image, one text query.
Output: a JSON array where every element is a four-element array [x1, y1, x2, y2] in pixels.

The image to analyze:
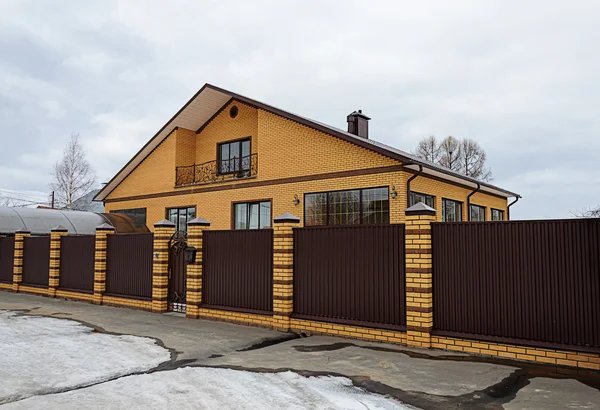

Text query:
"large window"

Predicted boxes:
[[409, 191, 434, 208], [218, 138, 251, 174], [469, 204, 486, 221], [110, 208, 147, 228], [491, 208, 504, 221], [167, 206, 196, 232], [442, 199, 462, 222], [304, 187, 389, 227], [234, 201, 271, 229]]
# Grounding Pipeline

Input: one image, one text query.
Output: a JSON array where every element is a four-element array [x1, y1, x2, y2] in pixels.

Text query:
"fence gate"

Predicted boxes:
[[0, 237, 15, 283], [168, 231, 187, 313]]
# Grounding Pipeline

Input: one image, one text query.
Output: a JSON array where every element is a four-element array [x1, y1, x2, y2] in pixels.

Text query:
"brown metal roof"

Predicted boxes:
[[94, 84, 520, 201]]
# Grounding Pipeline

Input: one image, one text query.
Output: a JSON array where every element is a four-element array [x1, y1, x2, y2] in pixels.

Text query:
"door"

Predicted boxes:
[[168, 231, 188, 313]]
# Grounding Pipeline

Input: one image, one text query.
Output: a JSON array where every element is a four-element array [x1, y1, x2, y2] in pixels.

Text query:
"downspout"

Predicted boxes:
[[406, 164, 423, 206], [466, 182, 481, 221], [507, 196, 520, 220]]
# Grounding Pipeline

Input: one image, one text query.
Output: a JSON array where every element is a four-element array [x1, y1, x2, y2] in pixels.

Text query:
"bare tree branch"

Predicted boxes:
[[414, 135, 493, 182], [571, 206, 600, 218], [50, 133, 96, 210]]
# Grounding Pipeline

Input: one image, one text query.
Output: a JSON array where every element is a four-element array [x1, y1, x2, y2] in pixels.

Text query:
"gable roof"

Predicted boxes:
[[94, 83, 520, 201]]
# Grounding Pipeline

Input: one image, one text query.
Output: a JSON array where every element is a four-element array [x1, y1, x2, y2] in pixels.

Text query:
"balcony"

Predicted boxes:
[[175, 154, 258, 187]]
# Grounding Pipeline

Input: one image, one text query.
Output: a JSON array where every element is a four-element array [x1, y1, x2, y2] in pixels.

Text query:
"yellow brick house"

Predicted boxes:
[[94, 84, 520, 230]]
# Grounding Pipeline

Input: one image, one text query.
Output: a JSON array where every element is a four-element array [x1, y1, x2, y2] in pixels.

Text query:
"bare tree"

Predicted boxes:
[[413, 136, 440, 163], [414, 135, 493, 182], [571, 206, 600, 218], [457, 139, 493, 181], [50, 133, 96, 210]]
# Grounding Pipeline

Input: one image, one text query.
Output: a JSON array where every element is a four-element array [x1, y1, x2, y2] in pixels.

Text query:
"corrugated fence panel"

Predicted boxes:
[[203, 229, 273, 314], [294, 224, 406, 329], [0, 237, 15, 283], [59, 235, 95, 293], [106, 233, 153, 300], [432, 219, 600, 351], [22, 236, 50, 287]]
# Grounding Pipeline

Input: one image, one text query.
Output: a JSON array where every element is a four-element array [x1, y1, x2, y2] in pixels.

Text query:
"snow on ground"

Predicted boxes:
[[3, 367, 409, 410], [0, 310, 171, 404]]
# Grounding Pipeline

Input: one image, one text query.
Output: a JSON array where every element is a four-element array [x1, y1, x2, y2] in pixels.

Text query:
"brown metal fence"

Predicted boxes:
[[59, 235, 95, 293], [106, 233, 153, 300], [203, 229, 273, 314], [22, 236, 50, 287], [432, 219, 600, 351], [0, 237, 15, 283], [294, 224, 406, 329]]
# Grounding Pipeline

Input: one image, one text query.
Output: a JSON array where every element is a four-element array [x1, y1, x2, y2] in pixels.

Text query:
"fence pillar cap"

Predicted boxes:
[[405, 202, 437, 216], [51, 225, 69, 232], [154, 219, 176, 228], [273, 212, 300, 223], [96, 223, 116, 231], [188, 217, 210, 227], [15, 228, 31, 234]]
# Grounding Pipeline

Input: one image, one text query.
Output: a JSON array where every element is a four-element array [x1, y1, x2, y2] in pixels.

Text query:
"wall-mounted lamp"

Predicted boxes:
[[390, 185, 398, 199], [293, 194, 300, 206]]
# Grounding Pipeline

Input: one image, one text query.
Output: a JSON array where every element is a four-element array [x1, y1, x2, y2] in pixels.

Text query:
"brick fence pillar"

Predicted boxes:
[[12, 229, 30, 292], [186, 217, 210, 319], [93, 223, 115, 305], [48, 225, 68, 298], [272, 212, 300, 332], [152, 219, 176, 313], [405, 203, 436, 348]]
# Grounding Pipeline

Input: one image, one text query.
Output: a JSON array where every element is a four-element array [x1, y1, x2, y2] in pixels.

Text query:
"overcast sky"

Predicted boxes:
[[1, 0, 599, 219]]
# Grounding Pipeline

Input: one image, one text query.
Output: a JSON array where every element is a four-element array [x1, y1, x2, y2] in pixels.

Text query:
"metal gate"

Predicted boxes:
[[168, 231, 187, 313]]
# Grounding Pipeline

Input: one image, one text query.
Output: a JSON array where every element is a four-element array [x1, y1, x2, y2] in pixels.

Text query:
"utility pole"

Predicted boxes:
[[51, 191, 55, 209]]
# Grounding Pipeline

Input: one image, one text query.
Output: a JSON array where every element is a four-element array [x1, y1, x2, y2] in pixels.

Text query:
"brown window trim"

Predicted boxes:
[[409, 191, 435, 208], [491, 208, 505, 221], [441, 198, 463, 222], [304, 186, 390, 227], [217, 136, 252, 176], [165, 205, 197, 230], [231, 198, 272, 230], [469, 204, 486, 221]]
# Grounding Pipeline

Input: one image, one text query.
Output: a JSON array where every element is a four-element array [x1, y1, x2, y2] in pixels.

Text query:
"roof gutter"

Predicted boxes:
[[467, 182, 481, 221], [507, 196, 520, 220], [406, 164, 424, 206]]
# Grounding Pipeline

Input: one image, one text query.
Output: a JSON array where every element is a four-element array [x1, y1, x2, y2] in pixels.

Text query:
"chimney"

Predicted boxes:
[[347, 110, 371, 139]]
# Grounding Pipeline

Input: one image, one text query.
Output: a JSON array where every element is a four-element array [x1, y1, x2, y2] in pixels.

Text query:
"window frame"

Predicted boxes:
[[217, 137, 252, 175], [491, 208, 505, 221], [109, 208, 147, 228], [231, 199, 272, 230], [409, 191, 435, 208], [165, 205, 196, 232], [469, 204, 486, 221], [442, 198, 463, 222], [303, 186, 390, 227]]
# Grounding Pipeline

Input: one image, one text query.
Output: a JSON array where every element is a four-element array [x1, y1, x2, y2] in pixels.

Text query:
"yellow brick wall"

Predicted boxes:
[[105, 100, 509, 228]]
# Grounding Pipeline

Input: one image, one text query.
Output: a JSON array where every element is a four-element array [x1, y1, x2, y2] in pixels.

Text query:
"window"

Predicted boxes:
[[491, 208, 504, 221], [234, 201, 271, 229], [218, 138, 251, 174], [442, 199, 462, 222], [469, 204, 486, 221], [167, 206, 196, 232], [304, 187, 389, 227], [409, 191, 434, 208], [110, 208, 147, 228]]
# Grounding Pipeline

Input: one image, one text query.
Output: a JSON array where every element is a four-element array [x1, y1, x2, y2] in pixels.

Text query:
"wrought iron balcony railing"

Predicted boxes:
[[175, 153, 258, 187]]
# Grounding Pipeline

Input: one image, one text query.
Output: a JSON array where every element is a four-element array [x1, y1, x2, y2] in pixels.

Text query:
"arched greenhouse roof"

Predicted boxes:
[[0, 207, 149, 235]]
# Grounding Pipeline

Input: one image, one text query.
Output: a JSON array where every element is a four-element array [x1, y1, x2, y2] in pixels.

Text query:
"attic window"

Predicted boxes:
[[229, 105, 239, 118]]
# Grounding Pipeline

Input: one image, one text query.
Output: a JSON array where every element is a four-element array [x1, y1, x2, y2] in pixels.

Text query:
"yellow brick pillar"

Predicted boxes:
[[152, 219, 176, 313], [405, 202, 436, 348], [12, 229, 30, 292], [93, 223, 115, 305], [272, 212, 300, 332], [186, 217, 210, 319], [48, 226, 68, 298]]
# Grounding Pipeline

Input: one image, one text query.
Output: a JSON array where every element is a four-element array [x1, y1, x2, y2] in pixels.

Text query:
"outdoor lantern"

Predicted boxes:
[[183, 246, 197, 264]]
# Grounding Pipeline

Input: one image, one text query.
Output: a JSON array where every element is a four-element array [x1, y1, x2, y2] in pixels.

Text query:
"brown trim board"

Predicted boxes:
[[105, 165, 403, 203]]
